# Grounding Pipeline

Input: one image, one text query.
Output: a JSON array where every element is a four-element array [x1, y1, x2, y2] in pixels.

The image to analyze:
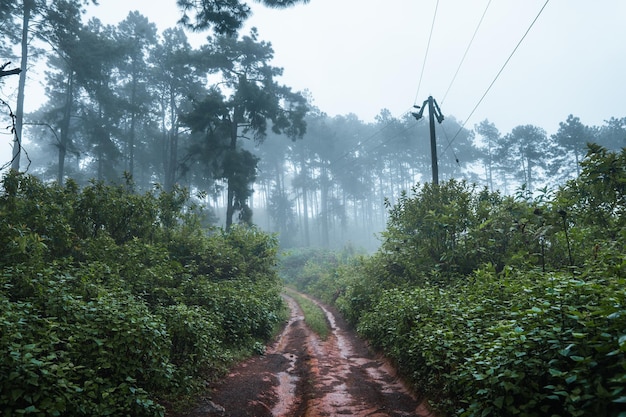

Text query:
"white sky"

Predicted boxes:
[[2, 0, 625, 167]]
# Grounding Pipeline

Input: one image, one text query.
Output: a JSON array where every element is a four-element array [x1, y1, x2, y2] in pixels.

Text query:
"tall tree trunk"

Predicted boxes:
[[225, 110, 241, 230], [320, 166, 330, 247], [57, 73, 74, 184], [485, 138, 494, 191], [574, 149, 581, 177], [12, 0, 34, 171], [165, 129, 178, 190], [128, 67, 138, 177], [164, 90, 178, 191], [129, 114, 136, 176], [298, 156, 310, 246], [97, 103, 104, 180], [302, 186, 310, 246], [379, 175, 385, 225], [526, 158, 533, 193]]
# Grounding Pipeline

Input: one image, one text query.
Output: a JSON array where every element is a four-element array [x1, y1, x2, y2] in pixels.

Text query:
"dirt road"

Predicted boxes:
[[187, 293, 435, 417]]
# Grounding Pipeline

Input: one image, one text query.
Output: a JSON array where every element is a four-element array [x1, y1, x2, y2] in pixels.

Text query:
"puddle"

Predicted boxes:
[[271, 352, 299, 416]]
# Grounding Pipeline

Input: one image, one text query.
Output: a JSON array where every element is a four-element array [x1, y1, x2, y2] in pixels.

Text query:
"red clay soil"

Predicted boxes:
[[177, 294, 437, 417]]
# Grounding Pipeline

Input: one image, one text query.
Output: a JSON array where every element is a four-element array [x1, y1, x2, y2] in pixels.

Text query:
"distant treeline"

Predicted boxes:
[[1, 4, 624, 249]]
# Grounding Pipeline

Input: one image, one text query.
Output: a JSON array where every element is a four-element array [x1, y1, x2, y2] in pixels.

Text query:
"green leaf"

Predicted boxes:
[[493, 396, 504, 408], [11, 389, 24, 401]]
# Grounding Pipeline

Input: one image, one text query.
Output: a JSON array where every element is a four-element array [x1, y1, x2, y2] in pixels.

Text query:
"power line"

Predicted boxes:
[[413, 0, 440, 105], [443, 0, 551, 154], [439, 122, 461, 167], [441, 0, 492, 105]]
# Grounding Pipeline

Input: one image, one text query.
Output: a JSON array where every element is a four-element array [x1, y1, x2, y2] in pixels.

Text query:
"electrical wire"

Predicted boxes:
[[413, 0, 440, 105], [323, 0, 545, 175], [443, 0, 551, 154], [438, 122, 461, 167], [441, 0, 492, 105]]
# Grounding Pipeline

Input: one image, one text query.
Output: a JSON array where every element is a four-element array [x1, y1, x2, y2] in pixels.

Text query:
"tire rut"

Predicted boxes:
[[191, 293, 436, 417]]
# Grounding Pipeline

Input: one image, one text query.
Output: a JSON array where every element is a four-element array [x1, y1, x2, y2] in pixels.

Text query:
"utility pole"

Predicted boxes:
[[412, 96, 444, 185]]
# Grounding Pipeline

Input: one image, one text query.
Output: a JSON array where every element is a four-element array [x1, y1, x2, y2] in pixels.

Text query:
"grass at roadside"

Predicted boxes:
[[284, 288, 330, 340]]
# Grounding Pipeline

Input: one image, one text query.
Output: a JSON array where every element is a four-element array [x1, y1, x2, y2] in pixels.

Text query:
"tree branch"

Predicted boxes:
[[0, 62, 21, 78]]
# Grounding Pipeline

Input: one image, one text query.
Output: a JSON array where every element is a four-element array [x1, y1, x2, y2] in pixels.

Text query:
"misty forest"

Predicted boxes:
[[1, 1, 626, 417]]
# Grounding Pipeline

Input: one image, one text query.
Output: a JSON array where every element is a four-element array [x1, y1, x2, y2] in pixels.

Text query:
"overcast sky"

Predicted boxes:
[[2, 0, 625, 167]]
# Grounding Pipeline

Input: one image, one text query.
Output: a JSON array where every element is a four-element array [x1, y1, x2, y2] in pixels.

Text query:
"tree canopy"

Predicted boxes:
[[176, 0, 310, 35], [1, 1, 625, 248]]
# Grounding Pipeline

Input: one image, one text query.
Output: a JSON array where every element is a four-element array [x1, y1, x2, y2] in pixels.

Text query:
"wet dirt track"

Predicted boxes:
[[193, 293, 436, 417]]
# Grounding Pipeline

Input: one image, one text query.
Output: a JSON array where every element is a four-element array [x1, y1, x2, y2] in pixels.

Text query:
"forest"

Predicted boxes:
[[283, 145, 626, 416], [1, 1, 625, 250], [1, 1, 626, 416]]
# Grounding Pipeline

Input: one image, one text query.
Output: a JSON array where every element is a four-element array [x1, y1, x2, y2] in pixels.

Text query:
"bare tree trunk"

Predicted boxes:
[[302, 186, 310, 246], [164, 90, 178, 191], [128, 66, 139, 177], [225, 110, 241, 230], [12, 0, 34, 171], [57, 73, 74, 184], [320, 166, 330, 247]]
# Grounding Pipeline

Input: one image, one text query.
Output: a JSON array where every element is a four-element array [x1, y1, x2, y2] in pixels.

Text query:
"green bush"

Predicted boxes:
[[0, 174, 76, 265], [0, 274, 172, 417], [278, 246, 364, 312], [278, 247, 340, 290], [303, 147, 626, 416], [181, 277, 282, 346], [0, 171, 286, 415], [358, 266, 626, 416], [160, 304, 226, 379]]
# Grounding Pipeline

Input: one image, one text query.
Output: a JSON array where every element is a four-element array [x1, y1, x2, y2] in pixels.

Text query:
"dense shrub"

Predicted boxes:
[[301, 147, 626, 416], [0, 272, 172, 417], [0, 172, 285, 416], [279, 246, 363, 294], [278, 247, 343, 290], [358, 265, 626, 416], [181, 276, 282, 346], [160, 303, 226, 379]]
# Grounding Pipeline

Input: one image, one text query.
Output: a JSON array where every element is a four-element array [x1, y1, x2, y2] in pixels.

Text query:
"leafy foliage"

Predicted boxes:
[[296, 146, 626, 416], [0, 171, 285, 416], [177, 0, 310, 35], [358, 267, 626, 416]]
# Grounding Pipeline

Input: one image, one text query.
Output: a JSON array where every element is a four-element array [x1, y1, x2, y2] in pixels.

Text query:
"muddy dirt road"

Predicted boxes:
[[189, 294, 435, 417]]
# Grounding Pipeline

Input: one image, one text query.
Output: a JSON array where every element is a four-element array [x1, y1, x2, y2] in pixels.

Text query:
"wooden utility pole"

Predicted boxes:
[[412, 96, 444, 185]]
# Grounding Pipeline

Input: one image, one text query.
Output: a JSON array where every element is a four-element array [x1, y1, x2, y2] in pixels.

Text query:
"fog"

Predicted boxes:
[[1, 0, 624, 250]]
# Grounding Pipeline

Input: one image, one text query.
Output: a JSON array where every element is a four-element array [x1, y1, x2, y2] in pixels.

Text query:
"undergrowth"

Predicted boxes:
[[285, 288, 330, 340], [280, 146, 626, 417]]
